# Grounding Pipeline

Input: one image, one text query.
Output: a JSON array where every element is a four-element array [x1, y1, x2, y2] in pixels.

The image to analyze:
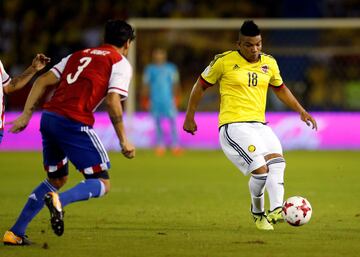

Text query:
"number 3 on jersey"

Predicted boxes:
[[66, 57, 92, 84]]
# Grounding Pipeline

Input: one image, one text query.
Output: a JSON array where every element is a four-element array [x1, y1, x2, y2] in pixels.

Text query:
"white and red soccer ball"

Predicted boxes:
[[282, 196, 312, 226]]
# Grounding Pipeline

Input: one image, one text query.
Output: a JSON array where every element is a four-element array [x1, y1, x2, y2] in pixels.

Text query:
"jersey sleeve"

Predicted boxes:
[[269, 59, 283, 87], [0, 61, 11, 87], [50, 55, 72, 78], [108, 60, 132, 100], [200, 54, 224, 87]]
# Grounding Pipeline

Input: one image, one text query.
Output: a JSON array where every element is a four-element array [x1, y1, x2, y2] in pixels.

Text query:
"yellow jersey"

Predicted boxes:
[[200, 50, 283, 127]]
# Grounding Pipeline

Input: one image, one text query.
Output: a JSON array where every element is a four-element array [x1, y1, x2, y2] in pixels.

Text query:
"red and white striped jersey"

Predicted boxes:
[[0, 60, 11, 130], [44, 44, 132, 126]]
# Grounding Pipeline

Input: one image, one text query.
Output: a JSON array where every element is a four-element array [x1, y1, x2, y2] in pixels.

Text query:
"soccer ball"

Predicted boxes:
[[282, 196, 312, 226]]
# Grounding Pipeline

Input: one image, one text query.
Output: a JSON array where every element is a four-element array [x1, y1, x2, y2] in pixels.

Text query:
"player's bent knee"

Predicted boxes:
[[251, 165, 268, 175], [264, 153, 283, 162], [266, 155, 286, 168], [46, 163, 69, 189], [83, 170, 111, 194], [46, 162, 69, 189], [100, 178, 111, 194], [265, 156, 286, 185], [48, 176, 68, 190]]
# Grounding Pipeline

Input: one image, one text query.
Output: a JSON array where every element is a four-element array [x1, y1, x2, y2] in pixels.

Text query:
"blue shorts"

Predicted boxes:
[[0, 130, 3, 144], [40, 111, 110, 178]]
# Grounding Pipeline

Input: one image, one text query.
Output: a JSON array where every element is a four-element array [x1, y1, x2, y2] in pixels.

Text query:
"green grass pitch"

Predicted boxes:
[[0, 150, 359, 257]]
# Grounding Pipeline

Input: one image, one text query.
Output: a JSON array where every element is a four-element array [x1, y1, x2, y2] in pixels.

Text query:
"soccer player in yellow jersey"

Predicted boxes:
[[183, 20, 317, 230]]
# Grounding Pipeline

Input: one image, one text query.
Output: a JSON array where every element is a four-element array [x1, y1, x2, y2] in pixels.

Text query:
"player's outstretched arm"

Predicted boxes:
[[4, 54, 50, 95], [7, 71, 58, 133], [105, 92, 135, 159], [271, 85, 317, 130], [183, 78, 207, 135]]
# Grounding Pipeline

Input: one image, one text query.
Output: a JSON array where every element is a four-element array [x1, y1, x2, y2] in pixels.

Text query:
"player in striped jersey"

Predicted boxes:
[[3, 20, 136, 245], [183, 20, 317, 230], [0, 54, 50, 144]]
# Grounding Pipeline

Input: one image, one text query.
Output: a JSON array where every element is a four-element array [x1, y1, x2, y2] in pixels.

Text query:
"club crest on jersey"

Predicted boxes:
[[248, 145, 256, 152], [261, 64, 269, 73]]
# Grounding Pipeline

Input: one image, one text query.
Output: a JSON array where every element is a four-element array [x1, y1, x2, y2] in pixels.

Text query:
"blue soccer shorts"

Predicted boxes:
[[40, 111, 110, 179], [0, 129, 3, 144]]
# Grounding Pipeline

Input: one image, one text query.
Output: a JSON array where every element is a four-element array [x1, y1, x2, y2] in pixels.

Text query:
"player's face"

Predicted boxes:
[[153, 49, 167, 64], [238, 35, 262, 63]]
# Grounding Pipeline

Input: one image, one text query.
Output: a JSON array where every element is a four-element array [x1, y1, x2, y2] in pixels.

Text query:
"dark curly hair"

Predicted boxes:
[[104, 20, 135, 47], [240, 20, 261, 37]]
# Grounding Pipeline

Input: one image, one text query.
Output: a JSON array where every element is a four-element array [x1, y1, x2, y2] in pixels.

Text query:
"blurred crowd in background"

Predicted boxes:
[[1, 0, 360, 112]]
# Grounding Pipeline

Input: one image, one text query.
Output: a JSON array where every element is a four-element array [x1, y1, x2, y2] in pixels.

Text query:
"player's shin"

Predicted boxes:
[[9, 180, 57, 236], [59, 179, 106, 207], [248, 174, 267, 214], [265, 158, 286, 211]]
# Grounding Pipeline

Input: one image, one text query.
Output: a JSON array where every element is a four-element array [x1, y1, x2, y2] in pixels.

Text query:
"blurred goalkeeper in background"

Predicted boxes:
[[142, 47, 183, 156], [183, 20, 317, 230], [3, 20, 135, 245]]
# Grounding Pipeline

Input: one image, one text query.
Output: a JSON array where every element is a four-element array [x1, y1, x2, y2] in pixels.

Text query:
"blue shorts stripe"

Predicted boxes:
[[224, 124, 253, 165], [88, 128, 109, 162], [82, 126, 108, 163], [224, 124, 253, 164]]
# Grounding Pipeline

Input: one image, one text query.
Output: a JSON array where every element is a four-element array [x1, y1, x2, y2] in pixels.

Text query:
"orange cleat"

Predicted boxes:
[[3, 231, 32, 246], [171, 146, 184, 156], [155, 146, 166, 156]]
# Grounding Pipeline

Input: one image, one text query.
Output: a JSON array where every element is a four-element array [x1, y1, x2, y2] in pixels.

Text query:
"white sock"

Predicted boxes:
[[265, 157, 286, 211], [248, 173, 267, 214]]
